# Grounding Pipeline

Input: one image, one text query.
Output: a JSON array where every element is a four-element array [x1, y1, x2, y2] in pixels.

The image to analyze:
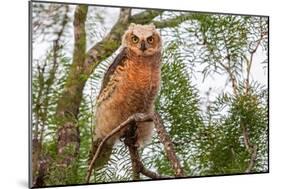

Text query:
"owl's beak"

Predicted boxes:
[[140, 41, 147, 51]]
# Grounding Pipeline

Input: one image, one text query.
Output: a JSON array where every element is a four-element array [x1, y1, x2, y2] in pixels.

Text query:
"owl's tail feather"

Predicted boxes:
[[88, 138, 113, 170]]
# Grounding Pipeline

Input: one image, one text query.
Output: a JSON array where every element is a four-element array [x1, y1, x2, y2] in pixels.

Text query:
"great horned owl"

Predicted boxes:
[[92, 23, 162, 167]]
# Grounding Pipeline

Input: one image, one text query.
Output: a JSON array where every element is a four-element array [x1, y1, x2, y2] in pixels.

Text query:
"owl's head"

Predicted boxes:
[[122, 23, 162, 57]]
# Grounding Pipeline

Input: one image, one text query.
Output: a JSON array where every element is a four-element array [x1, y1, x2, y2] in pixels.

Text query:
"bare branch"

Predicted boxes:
[[126, 138, 141, 180], [123, 116, 172, 180], [123, 120, 168, 180]]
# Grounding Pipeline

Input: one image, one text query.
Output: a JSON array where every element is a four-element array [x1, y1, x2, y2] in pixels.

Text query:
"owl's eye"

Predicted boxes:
[[131, 35, 139, 43], [147, 36, 154, 44]]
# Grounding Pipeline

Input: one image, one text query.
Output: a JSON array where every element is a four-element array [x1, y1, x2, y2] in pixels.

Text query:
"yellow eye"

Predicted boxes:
[[147, 36, 154, 44], [131, 35, 139, 43]]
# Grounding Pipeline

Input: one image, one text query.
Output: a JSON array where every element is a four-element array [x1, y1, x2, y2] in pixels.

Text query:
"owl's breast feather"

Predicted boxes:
[[97, 57, 160, 114], [95, 55, 161, 139], [112, 58, 160, 110]]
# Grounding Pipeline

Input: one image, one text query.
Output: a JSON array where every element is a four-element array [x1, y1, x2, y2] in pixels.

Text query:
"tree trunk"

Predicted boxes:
[[55, 5, 88, 167]]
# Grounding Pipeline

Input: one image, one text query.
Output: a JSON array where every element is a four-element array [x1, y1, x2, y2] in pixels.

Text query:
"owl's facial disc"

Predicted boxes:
[[123, 26, 162, 57], [131, 34, 158, 56]]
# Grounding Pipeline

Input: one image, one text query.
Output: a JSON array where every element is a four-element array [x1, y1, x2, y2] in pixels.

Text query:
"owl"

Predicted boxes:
[[92, 23, 162, 167]]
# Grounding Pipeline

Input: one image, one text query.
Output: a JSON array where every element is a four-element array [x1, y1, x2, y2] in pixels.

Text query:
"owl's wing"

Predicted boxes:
[[98, 47, 128, 99]]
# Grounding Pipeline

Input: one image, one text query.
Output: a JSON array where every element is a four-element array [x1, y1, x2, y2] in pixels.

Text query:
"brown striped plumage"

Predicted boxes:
[[94, 23, 162, 148]]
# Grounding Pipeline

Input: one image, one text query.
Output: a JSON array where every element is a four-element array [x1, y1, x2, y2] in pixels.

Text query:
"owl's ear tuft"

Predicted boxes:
[[148, 23, 156, 29], [129, 23, 136, 30]]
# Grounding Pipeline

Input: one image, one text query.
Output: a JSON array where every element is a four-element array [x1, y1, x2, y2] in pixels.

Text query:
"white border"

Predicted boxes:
[[1, 0, 280, 189]]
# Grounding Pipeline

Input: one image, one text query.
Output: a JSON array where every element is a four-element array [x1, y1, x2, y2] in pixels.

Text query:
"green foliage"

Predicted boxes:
[[153, 41, 204, 176], [45, 160, 81, 185], [197, 83, 268, 175]]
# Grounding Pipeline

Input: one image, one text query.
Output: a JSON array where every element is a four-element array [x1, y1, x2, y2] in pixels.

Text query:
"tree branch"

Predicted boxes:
[[245, 144, 257, 173], [152, 13, 193, 28], [130, 10, 163, 25], [123, 120, 169, 180], [86, 113, 154, 183], [154, 113, 186, 177], [86, 112, 180, 182], [139, 162, 169, 179], [126, 141, 169, 180], [242, 124, 258, 173], [127, 144, 141, 180], [244, 32, 266, 94]]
